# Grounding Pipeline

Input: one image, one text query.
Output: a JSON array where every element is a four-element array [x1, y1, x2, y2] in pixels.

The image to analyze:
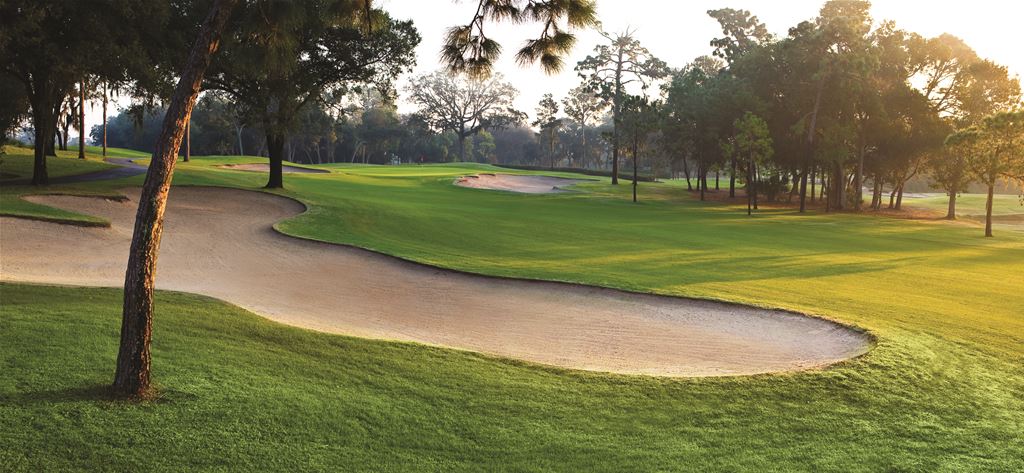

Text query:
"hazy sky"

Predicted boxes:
[[86, 0, 1023, 137]]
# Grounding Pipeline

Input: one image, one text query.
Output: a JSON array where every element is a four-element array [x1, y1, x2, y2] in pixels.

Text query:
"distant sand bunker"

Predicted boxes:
[[1, 188, 870, 376], [455, 173, 588, 193], [219, 163, 328, 173]]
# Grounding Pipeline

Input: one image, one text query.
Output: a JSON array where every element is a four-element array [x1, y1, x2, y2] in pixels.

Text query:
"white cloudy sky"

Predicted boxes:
[[86, 0, 1023, 135]]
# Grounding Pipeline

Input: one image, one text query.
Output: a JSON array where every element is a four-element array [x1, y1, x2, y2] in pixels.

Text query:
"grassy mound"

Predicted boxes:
[[2, 283, 1022, 471]]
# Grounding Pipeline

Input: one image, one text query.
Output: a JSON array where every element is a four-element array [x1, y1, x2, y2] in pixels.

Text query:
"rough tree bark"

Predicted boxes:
[[102, 82, 108, 157], [184, 118, 191, 162], [632, 133, 638, 202], [113, 0, 238, 398], [729, 155, 736, 198], [29, 86, 64, 185], [266, 131, 286, 188], [699, 161, 705, 201], [799, 79, 824, 213], [78, 79, 86, 159], [810, 166, 816, 203], [681, 156, 692, 190], [854, 145, 865, 210], [984, 183, 994, 237]]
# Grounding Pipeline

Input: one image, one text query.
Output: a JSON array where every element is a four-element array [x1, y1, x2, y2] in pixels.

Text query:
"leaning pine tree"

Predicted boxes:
[[113, 0, 238, 398], [112, 0, 598, 398]]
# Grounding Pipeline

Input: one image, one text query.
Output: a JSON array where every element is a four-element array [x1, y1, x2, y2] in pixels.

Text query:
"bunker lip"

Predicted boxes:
[[218, 163, 328, 173], [455, 173, 590, 194], [1, 187, 871, 377]]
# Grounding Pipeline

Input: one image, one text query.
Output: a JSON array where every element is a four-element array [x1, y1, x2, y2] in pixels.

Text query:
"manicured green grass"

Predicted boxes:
[[904, 192, 1023, 215], [70, 144, 154, 159], [2, 153, 1024, 471], [0, 145, 117, 179], [0, 146, 126, 225], [3, 283, 1022, 472], [897, 193, 1024, 232]]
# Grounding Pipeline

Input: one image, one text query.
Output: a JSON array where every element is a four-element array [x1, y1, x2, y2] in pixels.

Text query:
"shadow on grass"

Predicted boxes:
[[0, 383, 195, 405]]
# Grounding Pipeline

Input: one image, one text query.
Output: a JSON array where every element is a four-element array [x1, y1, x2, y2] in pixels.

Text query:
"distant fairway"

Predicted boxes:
[[900, 192, 1024, 231], [1, 151, 1023, 471]]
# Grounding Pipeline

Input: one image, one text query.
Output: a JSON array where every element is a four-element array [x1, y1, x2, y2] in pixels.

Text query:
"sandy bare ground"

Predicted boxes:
[[455, 173, 589, 193], [0, 188, 869, 376], [218, 163, 328, 173]]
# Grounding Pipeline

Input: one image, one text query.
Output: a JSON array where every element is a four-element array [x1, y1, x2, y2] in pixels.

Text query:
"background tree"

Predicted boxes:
[[205, 1, 419, 188], [405, 71, 524, 162], [0, 1, 173, 184], [912, 34, 1022, 217], [562, 84, 605, 168], [946, 111, 1024, 237], [707, 8, 773, 65], [663, 56, 752, 200], [0, 73, 28, 152], [618, 94, 658, 202], [532, 93, 562, 168], [576, 30, 667, 184], [727, 112, 774, 215], [443, 0, 598, 77]]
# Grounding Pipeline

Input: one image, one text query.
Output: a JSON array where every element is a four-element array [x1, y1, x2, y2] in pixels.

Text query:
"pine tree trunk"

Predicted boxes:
[[729, 155, 736, 198], [31, 113, 51, 185], [46, 130, 57, 156], [184, 119, 191, 162], [872, 179, 881, 210], [946, 190, 957, 220], [984, 183, 994, 237], [236, 125, 245, 155], [113, 0, 238, 399], [833, 164, 846, 211], [682, 157, 692, 190], [810, 166, 816, 203], [581, 128, 587, 169], [458, 134, 466, 162], [632, 134, 638, 203], [29, 89, 63, 185], [699, 162, 705, 201], [752, 162, 759, 210], [102, 82, 108, 157], [854, 146, 864, 210], [611, 141, 619, 185], [266, 131, 285, 188], [79, 79, 86, 159], [799, 78, 824, 213], [749, 155, 757, 216]]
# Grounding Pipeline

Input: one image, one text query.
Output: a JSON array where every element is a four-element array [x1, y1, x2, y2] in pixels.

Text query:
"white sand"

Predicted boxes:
[[0, 188, 870, 376], [455, 173, 588, 193]]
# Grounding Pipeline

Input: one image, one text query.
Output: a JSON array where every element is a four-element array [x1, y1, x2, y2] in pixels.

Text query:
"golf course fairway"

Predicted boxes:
[[1, 150, 1023, 471]]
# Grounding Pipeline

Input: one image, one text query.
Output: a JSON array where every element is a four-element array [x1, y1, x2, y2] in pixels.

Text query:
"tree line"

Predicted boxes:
[[535, 1, 1022, 236]]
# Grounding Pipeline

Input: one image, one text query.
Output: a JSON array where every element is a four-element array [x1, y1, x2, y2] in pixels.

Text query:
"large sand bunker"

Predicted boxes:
[[219, 163, 328, 173], [0, 188, 870, 376], [455, 173, 588, 193]]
